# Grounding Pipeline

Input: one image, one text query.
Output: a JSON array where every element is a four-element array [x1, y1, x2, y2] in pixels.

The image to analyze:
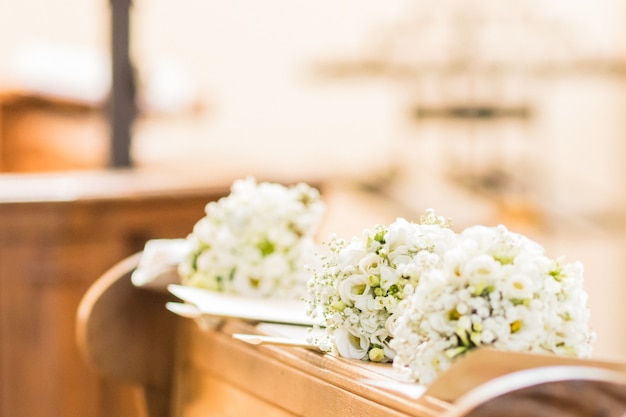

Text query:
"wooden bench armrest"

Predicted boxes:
[[76, 252, 179, 417]]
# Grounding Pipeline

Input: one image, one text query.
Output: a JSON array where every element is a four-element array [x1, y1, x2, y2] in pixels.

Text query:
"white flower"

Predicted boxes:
[[178, 177, 325, 299], [306, 210, 456, 362], [334, 328, 371, 360], [338, 274, 370, 308], [390, 224, 595, 385]]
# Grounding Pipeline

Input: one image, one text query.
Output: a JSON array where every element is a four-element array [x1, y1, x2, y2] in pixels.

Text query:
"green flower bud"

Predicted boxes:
[[368, 274, 381, 287], [368, 347, 385, 362]]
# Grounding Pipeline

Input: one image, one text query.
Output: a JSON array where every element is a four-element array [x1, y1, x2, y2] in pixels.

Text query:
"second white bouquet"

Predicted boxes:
[[178, 177, 325, 300], [390, 224, 595, 384]]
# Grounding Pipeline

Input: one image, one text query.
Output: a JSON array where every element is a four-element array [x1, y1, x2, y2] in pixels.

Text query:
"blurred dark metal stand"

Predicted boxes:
[[109, 0, 135, 168]]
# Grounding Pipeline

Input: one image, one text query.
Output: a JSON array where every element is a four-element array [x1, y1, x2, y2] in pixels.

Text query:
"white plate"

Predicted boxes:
[[167, 284, 315, 326]]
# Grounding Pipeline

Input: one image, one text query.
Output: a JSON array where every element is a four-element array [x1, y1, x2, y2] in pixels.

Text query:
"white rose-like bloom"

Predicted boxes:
[[178, 177, 325, 299], [334, 328, 371, 359], [390, 224, 595, 385], [306, 210, 457, 362]]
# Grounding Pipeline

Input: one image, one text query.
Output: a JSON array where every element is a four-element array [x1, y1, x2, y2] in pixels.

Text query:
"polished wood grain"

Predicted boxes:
[[77, 250, 626, 417], [77, 253, 179, 417], [77, 253, 451, 417], [174, 319, 449, 417], [444, 365, 626, 417]]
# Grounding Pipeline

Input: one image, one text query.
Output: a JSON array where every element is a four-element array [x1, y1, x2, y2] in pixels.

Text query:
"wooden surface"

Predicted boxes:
[[77, 251, 626, 417], [426, 348, 626, 403], [174, 319, 449, 417], [0, 92, 108, 172], [444, 364, 626, 417], [0, 170, 230, 417], [77, 252, 450, 417], [77, 253, 179, 417]]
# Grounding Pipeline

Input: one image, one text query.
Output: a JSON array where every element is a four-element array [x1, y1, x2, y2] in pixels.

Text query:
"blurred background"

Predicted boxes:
[[1, 0, 626, 414]]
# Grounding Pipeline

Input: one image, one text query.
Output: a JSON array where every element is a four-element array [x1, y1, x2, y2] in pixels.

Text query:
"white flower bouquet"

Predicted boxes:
[[306, 210, 457, 362], [178, 177, 325, 299], [390, 224, 595, 384]]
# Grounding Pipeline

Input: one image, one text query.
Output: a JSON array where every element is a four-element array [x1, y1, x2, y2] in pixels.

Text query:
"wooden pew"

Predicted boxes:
[[77, 252, 626, 417], [448, 368, 626, 417], [76, 252, 451, 417], [0, 170, 231, 417], [77, 253, 179, 417]]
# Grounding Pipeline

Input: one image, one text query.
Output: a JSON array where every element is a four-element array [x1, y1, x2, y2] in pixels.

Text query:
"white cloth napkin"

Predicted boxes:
[[131, 239, 191, 290]]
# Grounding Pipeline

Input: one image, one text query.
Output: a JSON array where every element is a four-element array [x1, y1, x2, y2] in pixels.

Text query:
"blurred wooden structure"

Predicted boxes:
[[77, 253, 177, 417], [77, 252, 626, 417], [0, 91, 109, 172], [0, 171, 230, 417]]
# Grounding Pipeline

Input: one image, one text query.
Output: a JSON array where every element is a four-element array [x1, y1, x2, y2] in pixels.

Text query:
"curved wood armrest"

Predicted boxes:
[[447, 366, 626, 417], [76, 252, 180, 417]]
